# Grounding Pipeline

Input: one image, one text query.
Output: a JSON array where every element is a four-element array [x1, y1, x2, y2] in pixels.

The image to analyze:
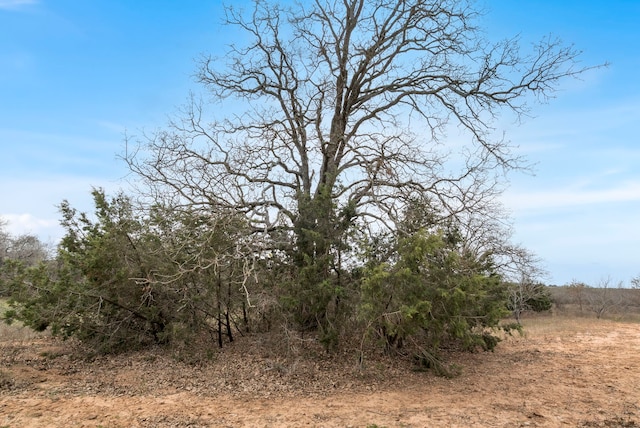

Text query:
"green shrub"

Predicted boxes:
[[359, 227, 510, 373]]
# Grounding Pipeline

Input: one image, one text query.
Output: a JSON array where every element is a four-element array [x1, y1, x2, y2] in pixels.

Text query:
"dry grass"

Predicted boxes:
[[0, 299, 47, 342], [1, 302, 640, 427], [519, 312, 624, 334], [0, 321, 44, 342], [549, 286, 640, 321]]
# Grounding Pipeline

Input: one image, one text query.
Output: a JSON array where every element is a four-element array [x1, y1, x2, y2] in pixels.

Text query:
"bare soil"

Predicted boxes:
[[1, 315, 639, 427]]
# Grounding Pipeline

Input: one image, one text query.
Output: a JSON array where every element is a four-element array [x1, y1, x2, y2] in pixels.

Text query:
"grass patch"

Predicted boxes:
[[0, 321, 44, 342], [0, 298, 10, 315], [0, 298, 46, 342]]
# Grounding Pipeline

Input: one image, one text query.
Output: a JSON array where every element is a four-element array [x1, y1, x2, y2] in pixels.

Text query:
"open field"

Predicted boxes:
[[1, 312, 639, 427]]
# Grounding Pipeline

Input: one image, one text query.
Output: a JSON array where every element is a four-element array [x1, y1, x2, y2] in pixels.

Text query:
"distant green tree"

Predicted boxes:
[[4, 189, 168, 351], [525, 284, 553, 313], [507, 280, 553, 323], [4, 189, 256, 353]]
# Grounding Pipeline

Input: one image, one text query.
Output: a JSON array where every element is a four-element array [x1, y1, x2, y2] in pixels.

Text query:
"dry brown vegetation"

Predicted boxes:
[[549, 286, 640, 322], [1, 304, 640, 428]]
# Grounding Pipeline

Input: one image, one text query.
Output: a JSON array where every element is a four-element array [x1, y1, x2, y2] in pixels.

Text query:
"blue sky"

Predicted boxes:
[[1, 0, 638, 286]]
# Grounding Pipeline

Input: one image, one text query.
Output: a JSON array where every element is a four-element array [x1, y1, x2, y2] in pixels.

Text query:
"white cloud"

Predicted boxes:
[[0, 0, 37, 11], [1, 213, 61, 241], [504, 174, 640, 285], [503, 180, 640, 212], [0, 174, 126, 243], [512, 210, 640, 286]]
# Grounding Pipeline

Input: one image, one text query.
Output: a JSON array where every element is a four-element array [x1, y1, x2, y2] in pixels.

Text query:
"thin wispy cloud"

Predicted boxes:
[[96, 120, 127, 134], [504, 180, 640, 212], [0, 0, 38, 11], [0, 213, 58, 237], [0, 174, 125, 243], [0, 128, 126, 175]]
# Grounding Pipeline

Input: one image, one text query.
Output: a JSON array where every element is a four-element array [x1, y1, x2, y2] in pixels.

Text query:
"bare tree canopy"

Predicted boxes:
[[125, 0, 586, 256], [0, 220, 50, 266], [9, 0, 595, 361]]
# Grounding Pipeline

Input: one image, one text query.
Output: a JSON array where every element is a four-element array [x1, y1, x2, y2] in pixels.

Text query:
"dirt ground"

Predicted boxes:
[[1, 315, 639, 427]]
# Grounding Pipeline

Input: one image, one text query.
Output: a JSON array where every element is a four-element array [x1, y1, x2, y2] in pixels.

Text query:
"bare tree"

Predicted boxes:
[[568, 279, 587, 313], [631, 275, 640, 307], [0, 220, 51, 297], [126, 0, 585, 245], [5, 234, 50, 265], [500, 245, 550, 323], [587, 277, 622, 319], [0, 219, 9, 265], [0, 219, 50, 266], [124, 0, 589, 328]]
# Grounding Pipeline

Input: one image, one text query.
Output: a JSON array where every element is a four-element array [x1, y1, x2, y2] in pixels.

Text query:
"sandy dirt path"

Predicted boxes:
[[1, 316, 639, 427]]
